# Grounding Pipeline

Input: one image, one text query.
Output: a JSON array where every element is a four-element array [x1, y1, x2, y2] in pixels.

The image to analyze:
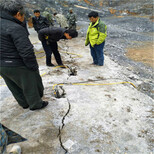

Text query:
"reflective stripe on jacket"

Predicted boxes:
[[85, 18, 107, 47]]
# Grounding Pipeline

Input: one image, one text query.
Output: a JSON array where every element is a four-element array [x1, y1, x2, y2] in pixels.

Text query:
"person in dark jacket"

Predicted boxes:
[[0, 0, 48, 110], [38, 27, 78, 67], [32, 10, 50, 32]]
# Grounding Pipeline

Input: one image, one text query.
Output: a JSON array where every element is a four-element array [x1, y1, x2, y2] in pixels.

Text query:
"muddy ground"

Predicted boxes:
[[126, 42, 153, 68]]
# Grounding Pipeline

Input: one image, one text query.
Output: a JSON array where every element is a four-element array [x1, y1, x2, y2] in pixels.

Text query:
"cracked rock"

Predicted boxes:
[[68, 66, 77, 76], [54, 85, 66, 98]]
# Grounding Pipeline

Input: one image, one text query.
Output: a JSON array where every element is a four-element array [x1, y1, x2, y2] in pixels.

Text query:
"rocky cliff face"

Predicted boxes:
[[23, 0, 153, 17]]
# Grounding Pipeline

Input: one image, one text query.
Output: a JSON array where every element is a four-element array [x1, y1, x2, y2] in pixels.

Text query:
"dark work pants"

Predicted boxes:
[[41, 40, 63, 65], [0, 66, 44, 110]]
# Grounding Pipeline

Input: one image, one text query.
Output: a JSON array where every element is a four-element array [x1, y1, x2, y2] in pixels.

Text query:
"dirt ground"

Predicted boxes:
[[126, 42, 154, 68]]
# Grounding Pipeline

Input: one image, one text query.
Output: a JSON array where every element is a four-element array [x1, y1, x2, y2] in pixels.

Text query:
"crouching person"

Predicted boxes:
[[38, 27, 78, 67], [0, 0, 48, 110]]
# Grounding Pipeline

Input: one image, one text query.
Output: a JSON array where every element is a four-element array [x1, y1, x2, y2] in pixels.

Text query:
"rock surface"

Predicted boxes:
[[0, 28, 153, 153], [7, 0, 152, 19], [0, 0, 153, 152]]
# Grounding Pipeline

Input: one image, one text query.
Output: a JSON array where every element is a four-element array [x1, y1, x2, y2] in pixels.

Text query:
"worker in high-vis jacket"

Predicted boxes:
[[85, 11, 107, 66]]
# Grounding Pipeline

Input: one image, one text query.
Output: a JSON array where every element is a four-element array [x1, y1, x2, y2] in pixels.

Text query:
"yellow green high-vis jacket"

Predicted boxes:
[[85, 18, 107, 47]]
